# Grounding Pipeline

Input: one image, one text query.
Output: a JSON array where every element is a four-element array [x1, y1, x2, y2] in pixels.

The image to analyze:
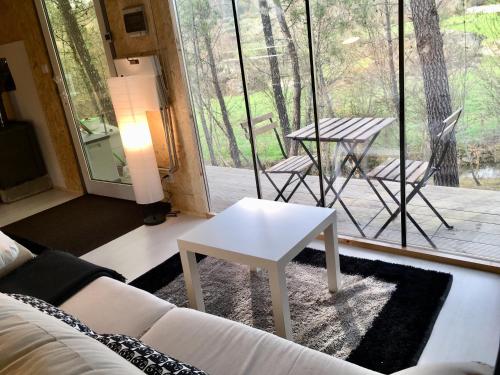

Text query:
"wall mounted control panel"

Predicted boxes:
[[122, 6, 148, 37]]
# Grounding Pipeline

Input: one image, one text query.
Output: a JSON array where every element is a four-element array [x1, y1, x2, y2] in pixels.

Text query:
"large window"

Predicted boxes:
[[173, 0, 499, 263]]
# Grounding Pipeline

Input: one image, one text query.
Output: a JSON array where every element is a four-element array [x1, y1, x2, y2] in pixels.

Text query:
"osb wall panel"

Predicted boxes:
[[105, 0, 209, 215], [146, 111, 169, 168], [0, 0, 83, 193]]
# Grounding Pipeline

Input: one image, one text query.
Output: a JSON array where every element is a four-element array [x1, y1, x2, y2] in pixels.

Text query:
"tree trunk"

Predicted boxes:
[[383, 0, 400, 121], [203, 34, 242, 167], [259, 0, 291, 151], [57, 0, 116, 126], [195, 89, 217, 166], [313, 15, 335, 119], [273, 0, 301, 155], [317, 64, 335, 117], [68, 40, 101, 117], [410, 0, 459, 186], [306, 86, 313, 126], [192, 22, 217, 166]]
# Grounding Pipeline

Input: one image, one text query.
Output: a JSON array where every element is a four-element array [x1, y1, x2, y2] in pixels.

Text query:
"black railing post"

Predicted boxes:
[[304, 0, 326, 207], [230, 0, 262, 199], [398, 0, 407, 246]]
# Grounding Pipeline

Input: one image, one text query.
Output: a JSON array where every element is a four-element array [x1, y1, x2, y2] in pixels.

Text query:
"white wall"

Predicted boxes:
[[0, 40, 66, 189]]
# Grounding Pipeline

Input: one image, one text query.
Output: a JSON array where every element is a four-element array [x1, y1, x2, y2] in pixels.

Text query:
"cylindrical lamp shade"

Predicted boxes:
[[107, 75, 164, 204]]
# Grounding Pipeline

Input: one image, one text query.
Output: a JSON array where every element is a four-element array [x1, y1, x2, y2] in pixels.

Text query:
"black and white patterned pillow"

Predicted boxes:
[[7, 293, 95, 335], [95, 334, 208, 375]]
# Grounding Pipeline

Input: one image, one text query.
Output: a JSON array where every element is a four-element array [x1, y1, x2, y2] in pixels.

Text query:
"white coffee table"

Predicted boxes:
[[177, 198, 341, 339]]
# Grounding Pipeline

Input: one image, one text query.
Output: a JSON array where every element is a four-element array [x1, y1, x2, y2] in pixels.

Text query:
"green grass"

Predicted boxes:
[[398, 11, 498, 44], [196, 91, 286, 165], [458, 59, 499, 143], [443, 13, 499, 45]]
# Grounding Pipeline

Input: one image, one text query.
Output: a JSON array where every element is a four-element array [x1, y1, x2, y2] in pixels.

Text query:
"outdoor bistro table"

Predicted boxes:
[[287, 117, 396, 237]]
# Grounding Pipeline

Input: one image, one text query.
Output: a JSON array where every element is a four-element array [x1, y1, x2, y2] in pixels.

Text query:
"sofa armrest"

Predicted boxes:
[[0, 293, 142, 374]]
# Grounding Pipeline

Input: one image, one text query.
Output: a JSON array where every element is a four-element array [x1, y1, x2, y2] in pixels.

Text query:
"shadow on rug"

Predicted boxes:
[[133, 248, 452, 374]]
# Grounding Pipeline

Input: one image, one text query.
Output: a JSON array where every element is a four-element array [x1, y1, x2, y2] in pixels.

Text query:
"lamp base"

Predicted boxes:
[[144, 213, 166, 226], [141, 201, 171, 226]]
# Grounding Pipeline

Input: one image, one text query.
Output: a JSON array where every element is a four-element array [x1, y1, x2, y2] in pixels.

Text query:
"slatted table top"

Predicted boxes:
[[287, 117, 396, 143]]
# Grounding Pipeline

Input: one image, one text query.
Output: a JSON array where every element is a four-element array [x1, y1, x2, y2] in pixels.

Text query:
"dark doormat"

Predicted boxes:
[[1, 194, 143, 257], [132, 248, 452, 374]]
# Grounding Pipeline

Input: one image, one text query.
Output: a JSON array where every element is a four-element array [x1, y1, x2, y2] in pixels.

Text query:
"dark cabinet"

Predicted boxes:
[[0, 121, 48, 189]]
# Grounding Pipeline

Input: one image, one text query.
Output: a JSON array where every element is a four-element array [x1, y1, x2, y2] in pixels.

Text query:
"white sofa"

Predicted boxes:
[[1, 232, 494, 374], [2, 275, 484, 375], [0, 269, 494, 374]]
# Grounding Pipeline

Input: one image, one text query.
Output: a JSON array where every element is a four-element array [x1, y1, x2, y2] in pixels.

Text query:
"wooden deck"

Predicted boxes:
[[205, 165, 500, 263]]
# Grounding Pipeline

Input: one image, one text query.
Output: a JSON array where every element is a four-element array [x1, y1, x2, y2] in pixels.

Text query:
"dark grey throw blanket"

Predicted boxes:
[[0, 250, 125, 306]]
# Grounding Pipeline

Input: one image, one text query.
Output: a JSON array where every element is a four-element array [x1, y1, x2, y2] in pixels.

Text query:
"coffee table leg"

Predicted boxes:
[[269, 264, 292, 340], [179, 249, 205, 312], [324, 215, 341, 292]]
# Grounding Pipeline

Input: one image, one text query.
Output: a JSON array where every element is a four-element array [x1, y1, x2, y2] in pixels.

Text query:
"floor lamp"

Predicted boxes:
[[107, 75, 166, 225]]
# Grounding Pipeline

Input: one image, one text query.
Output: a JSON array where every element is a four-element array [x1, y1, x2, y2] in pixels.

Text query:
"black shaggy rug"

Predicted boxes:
[[1, 194, 143, 257], [131, 248, 452, 374]]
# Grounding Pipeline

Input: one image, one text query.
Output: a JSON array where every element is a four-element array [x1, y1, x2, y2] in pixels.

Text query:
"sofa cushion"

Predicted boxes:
[[0, 293, 141, 374], [96, 334, 208, 375], [0, 231, 34, 278], [0, 231, 18, 267], [61, 277, 175, 338], [141, 307, 380, 375]]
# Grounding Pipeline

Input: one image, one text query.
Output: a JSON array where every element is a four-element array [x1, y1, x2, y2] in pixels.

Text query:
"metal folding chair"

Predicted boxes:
[[241, 113, 319, 204], [367, 108, 462, 248]]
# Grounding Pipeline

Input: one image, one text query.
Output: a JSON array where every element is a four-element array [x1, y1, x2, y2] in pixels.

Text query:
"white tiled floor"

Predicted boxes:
[[81, 215, 206, 282], [83, 215, 500, 367], [0, 189, 81, 227]]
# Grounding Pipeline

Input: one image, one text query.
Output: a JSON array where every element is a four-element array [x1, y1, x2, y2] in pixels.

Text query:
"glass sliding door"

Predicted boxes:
[[36, 0, 133, 199], [404, 0, 500, 261], [173, 0, 259, 211]]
